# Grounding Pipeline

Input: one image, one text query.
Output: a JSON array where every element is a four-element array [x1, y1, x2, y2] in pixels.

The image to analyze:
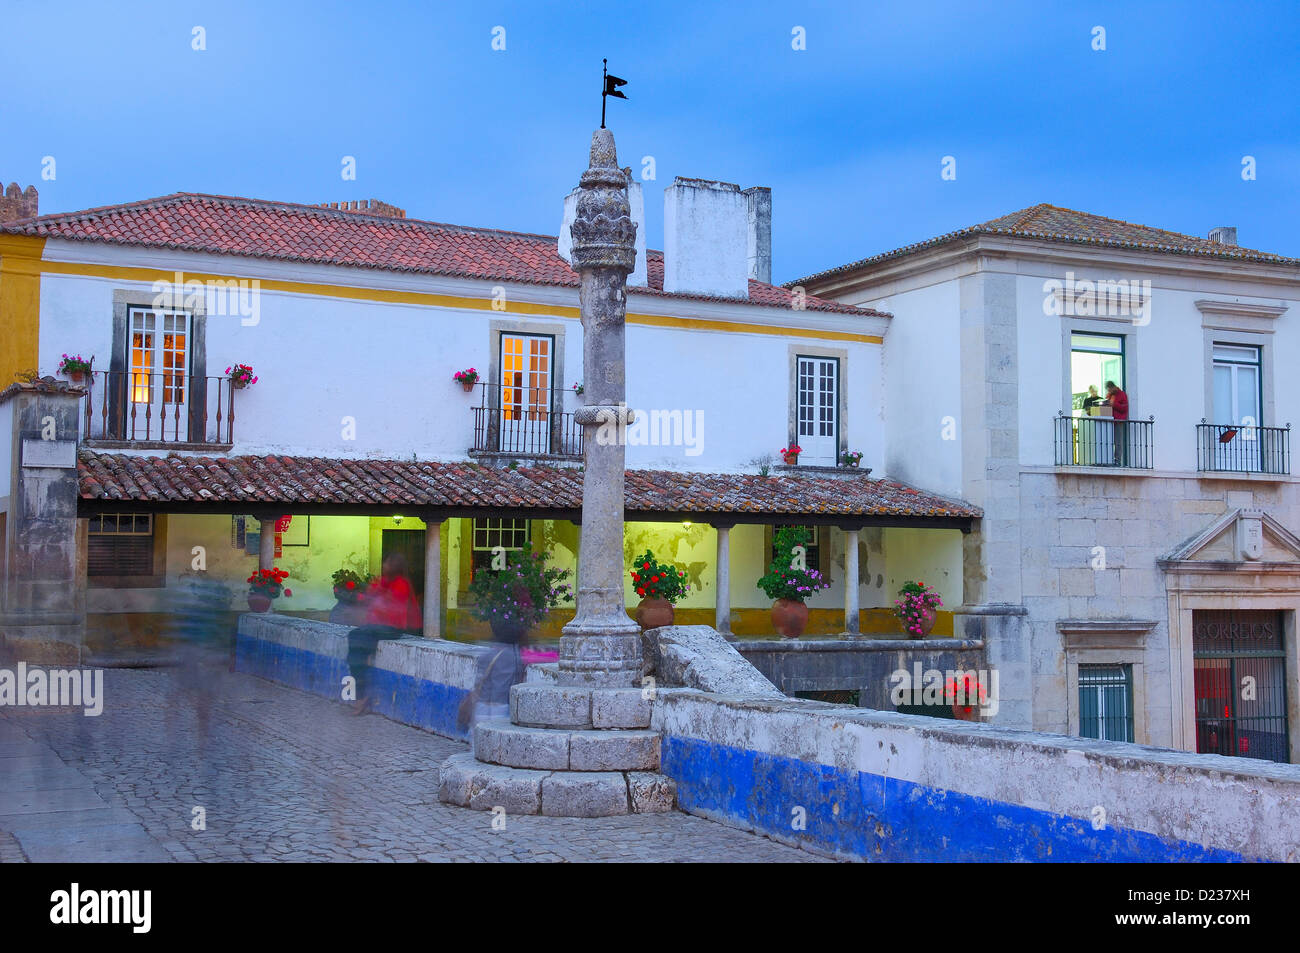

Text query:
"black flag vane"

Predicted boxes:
[[601, 58, 627, 128]]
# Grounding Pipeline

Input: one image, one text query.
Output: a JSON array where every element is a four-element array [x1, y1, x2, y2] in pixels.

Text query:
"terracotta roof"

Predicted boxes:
[[790, 203, 1300, 287], [77, 452, 980, 522], [1, 192, 880, 317]]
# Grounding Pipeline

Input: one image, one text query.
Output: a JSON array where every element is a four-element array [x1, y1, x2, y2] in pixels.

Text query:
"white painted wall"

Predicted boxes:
[[860, 281, 964, 495], [37, 244, 886, 473], [1014, 270, 1300, 471], [663, 178, 749, 299]]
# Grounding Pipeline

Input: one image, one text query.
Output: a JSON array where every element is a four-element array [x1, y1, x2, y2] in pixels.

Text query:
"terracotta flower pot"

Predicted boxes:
[[902, 606, 937, 639], [782, 453, 799, 465], [66, 370, 85, 383], [636, 597, 674, 631], [232, 378, 249, 390], [489, 618, 529, 644], [461, 380, 476, 393], [771, 598, 809, 639], [951, 702, 979, 721], [247, 594, 272, 613]]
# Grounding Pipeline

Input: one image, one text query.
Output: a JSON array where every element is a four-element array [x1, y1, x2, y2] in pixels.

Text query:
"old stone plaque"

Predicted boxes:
[[22, 438, 77, 469], [1236, 517, 1264, 561]]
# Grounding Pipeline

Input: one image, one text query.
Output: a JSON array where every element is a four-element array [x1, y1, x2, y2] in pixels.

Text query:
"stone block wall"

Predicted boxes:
[[1018, 469, 1300, 743]]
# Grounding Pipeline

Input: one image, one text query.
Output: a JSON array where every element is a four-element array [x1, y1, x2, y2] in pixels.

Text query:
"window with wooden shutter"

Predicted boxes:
[[88, 513, 155, 578]]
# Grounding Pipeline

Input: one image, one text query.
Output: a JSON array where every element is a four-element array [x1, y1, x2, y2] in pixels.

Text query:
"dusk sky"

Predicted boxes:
[[4, 0, 1298, 282]]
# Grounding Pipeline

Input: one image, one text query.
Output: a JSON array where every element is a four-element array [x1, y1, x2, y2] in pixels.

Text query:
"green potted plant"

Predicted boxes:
[[468, 550, 573, 641], [246, 567, 291, 612], [840, 449, 863, 468], [58, 353, 93, 383], [893, 580, 942, 638], [757, 526, 830, 638], [629, 550, 690, 630]]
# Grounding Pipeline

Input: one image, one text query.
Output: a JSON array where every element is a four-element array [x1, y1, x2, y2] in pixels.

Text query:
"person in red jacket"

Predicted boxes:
[[1103, 380, 1129, 465], [364, 554, 422, 631], [347, 553, 421, 714]]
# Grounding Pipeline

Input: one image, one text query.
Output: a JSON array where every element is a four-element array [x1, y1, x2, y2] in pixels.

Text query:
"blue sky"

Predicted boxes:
[[3, 0, 1298, 282]]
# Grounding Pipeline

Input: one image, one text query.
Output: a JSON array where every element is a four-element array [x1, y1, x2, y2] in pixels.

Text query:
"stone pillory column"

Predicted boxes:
[[560, 128, 642, 688]]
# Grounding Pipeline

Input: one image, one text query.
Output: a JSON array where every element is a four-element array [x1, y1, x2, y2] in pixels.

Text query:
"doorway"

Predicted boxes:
[[1193, 609, 1288, 763], [381, 529, 426, 600]]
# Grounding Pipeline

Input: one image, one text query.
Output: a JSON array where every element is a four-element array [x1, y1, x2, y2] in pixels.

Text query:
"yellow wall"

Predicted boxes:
[[0, 236, 45, 385]]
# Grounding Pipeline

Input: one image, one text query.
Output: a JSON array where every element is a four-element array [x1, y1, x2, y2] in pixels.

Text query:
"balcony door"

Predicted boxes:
[[498, 333, 553, 453], [126, 307, 190, 441], [796, 355, 838, 465], [1212, 344, 1262, 471]]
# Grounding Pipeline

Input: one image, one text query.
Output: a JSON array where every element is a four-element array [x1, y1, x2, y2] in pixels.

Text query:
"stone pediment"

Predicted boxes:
[[1160, 508, 1300, 566]]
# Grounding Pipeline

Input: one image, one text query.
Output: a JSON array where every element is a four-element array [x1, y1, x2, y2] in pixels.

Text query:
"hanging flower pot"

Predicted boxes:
[[771, 598, 810, 639], [454, 368, 480, 392], [635, 597, 675, 631], [227, 364, 258, 389], [58, 353, 93, 383]]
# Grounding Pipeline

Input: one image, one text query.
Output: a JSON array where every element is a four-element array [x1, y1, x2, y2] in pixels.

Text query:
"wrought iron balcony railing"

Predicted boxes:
[[469, 382, 583, 457], [80, 370, 236, 447], [1196, 420, 1290, 474], [1054, 413, 1154, 469]]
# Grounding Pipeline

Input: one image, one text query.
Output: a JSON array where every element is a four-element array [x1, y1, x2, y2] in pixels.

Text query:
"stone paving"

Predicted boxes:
[[0, 656, 822, 862]]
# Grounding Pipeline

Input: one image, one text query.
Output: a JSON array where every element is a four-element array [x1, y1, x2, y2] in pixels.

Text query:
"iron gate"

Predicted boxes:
[[1193, 610, 1289, 763]]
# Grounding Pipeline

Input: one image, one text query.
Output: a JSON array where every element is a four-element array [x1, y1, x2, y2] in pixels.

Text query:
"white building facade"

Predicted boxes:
[[799, 205, 1300, 761]]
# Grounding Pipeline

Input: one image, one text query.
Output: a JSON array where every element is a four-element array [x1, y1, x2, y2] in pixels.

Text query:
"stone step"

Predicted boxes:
[[474, 720, 660, 771], [510, 683, 652, 729], [438, 753, 677, 816]]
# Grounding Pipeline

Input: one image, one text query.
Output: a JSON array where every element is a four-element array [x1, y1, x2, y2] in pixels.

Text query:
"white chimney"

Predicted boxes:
[[663, 177, 749, 299], [559, 175, 647, 287], [744, 186, 772, 283], [1208, 226, 1238, 247]]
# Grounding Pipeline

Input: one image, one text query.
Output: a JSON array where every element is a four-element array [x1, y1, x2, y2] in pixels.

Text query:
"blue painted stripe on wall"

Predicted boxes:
[[234, 634, 470, 740], [662, 735, 1255, 863]]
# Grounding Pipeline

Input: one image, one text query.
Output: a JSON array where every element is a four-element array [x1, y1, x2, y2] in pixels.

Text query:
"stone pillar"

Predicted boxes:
[[258, 517, 276, 572], [713, 523, 733, 638], [558, 128, 642, 688], [0, 380, 86, 663], [423, 518, 442, 638], [843, 527, 861, 636]]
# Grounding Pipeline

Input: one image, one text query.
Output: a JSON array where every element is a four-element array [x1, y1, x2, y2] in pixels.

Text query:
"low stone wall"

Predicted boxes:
[[234, 614, 489, 740], [736, 638, 986, 708], [654, 690, 1300, 862]]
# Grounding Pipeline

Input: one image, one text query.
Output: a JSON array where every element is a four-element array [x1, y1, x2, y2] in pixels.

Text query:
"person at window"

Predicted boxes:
[[1102, 380, 1129, 465], [346, 553, 421, 715], [1082, 384, 1103, 411]]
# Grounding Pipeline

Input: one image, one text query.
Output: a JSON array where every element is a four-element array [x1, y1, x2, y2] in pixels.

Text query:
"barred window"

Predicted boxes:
[[1078, 664, 1134, 743]]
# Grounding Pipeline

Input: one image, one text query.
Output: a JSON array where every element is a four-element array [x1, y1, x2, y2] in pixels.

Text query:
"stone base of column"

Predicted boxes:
[[556, 629, 643, 687], [437, 679, 677, 816]]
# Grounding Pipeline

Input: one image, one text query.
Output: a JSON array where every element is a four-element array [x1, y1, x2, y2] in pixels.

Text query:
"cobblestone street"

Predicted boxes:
[[0, 660, 820, 863]]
